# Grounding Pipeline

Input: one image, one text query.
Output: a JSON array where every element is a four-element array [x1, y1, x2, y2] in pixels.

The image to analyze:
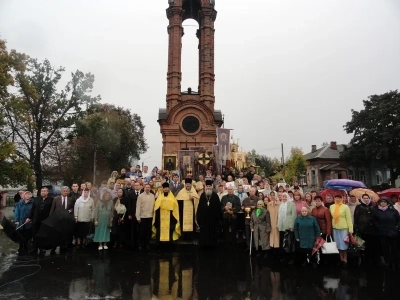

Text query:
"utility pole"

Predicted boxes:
[[93, 143, 97, 185], [281, 143, 285, 174]]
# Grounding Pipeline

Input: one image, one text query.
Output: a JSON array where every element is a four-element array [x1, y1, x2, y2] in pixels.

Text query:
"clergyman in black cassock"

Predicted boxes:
[[196, 180, 222, 248]]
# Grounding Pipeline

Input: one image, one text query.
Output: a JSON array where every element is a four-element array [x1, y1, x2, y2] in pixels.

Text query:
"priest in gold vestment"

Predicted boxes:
[[176, 178, 199, 240], [152, 182, 181, 243]]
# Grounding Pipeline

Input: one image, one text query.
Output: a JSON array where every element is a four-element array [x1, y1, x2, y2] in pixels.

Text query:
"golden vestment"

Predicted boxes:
[[176, 187, 199, 232], [152, 192, 181, 241]]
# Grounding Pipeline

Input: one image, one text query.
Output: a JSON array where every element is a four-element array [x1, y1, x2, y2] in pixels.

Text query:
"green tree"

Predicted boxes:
[[53, 103, 148, 185], [255, 155, 274, 176], [284, 147, 307, 184], [1, 56, 100, 189], [343, 90, 400, 186], [0, 39, 32, 187]]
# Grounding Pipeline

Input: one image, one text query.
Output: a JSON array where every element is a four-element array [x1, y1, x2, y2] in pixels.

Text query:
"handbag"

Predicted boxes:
[[354, 235, 365, 249], [283, 230, 296, 253], [344, 233, 356, 245], [85, 222, 94, 245], [321, 235, 339, 254]]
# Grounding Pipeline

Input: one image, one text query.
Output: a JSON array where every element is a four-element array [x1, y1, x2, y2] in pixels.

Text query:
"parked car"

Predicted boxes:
[[41, 185, 63, 198]]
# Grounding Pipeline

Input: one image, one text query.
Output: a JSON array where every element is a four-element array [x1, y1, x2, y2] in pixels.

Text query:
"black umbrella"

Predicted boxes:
[[1, 217, 27, 243], [33, 210, 75, 249]]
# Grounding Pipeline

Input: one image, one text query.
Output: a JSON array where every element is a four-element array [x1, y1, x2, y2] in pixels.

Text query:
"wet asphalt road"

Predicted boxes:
[[0, 207, 398, 300]]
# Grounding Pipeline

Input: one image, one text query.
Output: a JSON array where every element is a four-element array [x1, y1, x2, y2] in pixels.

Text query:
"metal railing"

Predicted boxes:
[[5, 196, 15, 207]]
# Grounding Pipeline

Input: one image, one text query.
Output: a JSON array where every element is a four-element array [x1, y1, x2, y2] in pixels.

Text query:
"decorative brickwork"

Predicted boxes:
[[158, 0, 223, 157]]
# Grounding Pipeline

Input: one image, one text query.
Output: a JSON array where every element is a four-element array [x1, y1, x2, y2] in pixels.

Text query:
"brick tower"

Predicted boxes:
[[158, 0, 223, 156]]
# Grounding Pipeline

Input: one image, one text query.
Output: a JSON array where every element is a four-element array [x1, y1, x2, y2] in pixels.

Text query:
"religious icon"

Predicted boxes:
[[226, 182, 235, 189], [182, 155, 191, 166], [154, 180, 162, 188], [243, 185, 251, 193], [163, 155, 177, 171]]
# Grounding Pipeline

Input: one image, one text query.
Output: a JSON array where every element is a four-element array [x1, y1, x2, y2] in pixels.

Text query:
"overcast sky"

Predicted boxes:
[[1, 0, 399, 168]]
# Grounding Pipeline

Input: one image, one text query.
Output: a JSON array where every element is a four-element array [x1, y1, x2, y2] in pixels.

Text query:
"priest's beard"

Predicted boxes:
[[205, 190, 212, 197], [164, 192, 168, 197]]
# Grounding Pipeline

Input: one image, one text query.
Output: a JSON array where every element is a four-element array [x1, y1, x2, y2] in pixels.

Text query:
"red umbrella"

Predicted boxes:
[[319, 189, 348, 203], [377, 188, 400, 199]]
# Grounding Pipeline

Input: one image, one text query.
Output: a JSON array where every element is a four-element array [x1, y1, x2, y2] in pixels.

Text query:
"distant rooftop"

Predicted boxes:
[[304, 142, 348, 160]]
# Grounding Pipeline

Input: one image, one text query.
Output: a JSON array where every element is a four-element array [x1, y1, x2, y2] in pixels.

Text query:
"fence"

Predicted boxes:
[[5, 196, 15, 207]]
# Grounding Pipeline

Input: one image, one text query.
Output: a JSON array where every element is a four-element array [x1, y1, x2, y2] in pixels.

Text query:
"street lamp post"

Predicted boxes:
[[93, 142, 97, 185], [141, 156, 151, 170]]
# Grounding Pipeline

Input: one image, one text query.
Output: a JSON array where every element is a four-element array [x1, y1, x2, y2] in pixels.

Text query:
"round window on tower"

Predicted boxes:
[[181, 116, 200, 134]]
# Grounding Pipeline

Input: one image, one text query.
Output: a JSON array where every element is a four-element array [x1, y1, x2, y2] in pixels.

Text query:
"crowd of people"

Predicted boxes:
[[12, 165, 400, 270]]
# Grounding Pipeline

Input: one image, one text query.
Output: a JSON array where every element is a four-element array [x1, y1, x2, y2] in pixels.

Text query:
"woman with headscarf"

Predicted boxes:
[[329, 194, 353, 267], [251, 200, 271, 258], [112, 188, 127, 248], [74, 188, 95, 248], [372, 197, 400, 270], [94, 191, 114, 250], [347, 195, 359, 224], [277, 192, 296, 264], [108, 171, 119, 186], [267, 191, 280, 257], [294, 206, 321, 267], [354, 193, 379, 265], [257, 192, 264, 201]]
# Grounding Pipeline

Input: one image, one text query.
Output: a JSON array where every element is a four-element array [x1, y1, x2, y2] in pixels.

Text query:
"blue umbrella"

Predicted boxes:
[[324, 179, 366, 189]]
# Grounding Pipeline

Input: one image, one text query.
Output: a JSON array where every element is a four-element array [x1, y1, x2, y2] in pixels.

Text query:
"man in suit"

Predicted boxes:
[[125, 179, 142, 248], [26, 187, 53, 255], [49, 186, 74, 252], [170, 173, 183, 197], [50, 186, 74, 214]]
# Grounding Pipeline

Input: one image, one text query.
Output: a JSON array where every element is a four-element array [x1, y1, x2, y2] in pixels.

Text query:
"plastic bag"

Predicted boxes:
[[355, 235, 365, 249]]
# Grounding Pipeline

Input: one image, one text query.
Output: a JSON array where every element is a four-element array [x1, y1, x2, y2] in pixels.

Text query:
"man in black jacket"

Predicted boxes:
[[125, 180, 142, 248], [68, 183, 80, 207], [26, 187, 53, 255]]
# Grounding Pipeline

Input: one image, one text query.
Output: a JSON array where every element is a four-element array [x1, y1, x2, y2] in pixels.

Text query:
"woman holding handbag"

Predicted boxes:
[[329, 194, 353, 267], [354, 193, 380, 266], [277, 192, 296, 264], [373, 197, 400, 270], [112, 188, 127, 248], [311, 195, 332, 265]]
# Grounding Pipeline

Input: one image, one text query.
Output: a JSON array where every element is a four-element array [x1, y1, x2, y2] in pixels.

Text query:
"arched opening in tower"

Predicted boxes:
[[181, 19, 199, 93]]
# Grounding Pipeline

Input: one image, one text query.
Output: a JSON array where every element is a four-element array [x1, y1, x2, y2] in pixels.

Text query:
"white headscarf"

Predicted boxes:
[[76, 190, 91, 204]]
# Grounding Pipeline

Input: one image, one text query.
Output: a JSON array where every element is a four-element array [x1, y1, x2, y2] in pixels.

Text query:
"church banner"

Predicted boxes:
[[216, 128, 231, 166]]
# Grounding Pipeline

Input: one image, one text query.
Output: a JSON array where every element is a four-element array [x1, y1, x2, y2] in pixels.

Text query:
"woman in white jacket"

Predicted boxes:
[[74, 188, 95, 248]]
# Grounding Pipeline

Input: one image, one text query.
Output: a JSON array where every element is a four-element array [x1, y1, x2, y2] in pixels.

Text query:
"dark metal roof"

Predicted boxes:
[[158, 108, 168, 121], [304, 144, 348, 160], [214, 110, 223, 122]]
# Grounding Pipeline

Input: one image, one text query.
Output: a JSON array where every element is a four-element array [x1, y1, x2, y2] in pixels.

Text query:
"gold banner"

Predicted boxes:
[[182, 200, 194, 232], [160, 209, 171, 242]]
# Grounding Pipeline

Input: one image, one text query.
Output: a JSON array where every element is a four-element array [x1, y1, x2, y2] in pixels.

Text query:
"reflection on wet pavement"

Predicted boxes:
[[0, 236, 398, 300]]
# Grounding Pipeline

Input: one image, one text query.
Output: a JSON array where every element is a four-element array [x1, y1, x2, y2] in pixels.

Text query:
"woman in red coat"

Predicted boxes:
[[311, 195, 333, 265], [311, 196, 332, 239]]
